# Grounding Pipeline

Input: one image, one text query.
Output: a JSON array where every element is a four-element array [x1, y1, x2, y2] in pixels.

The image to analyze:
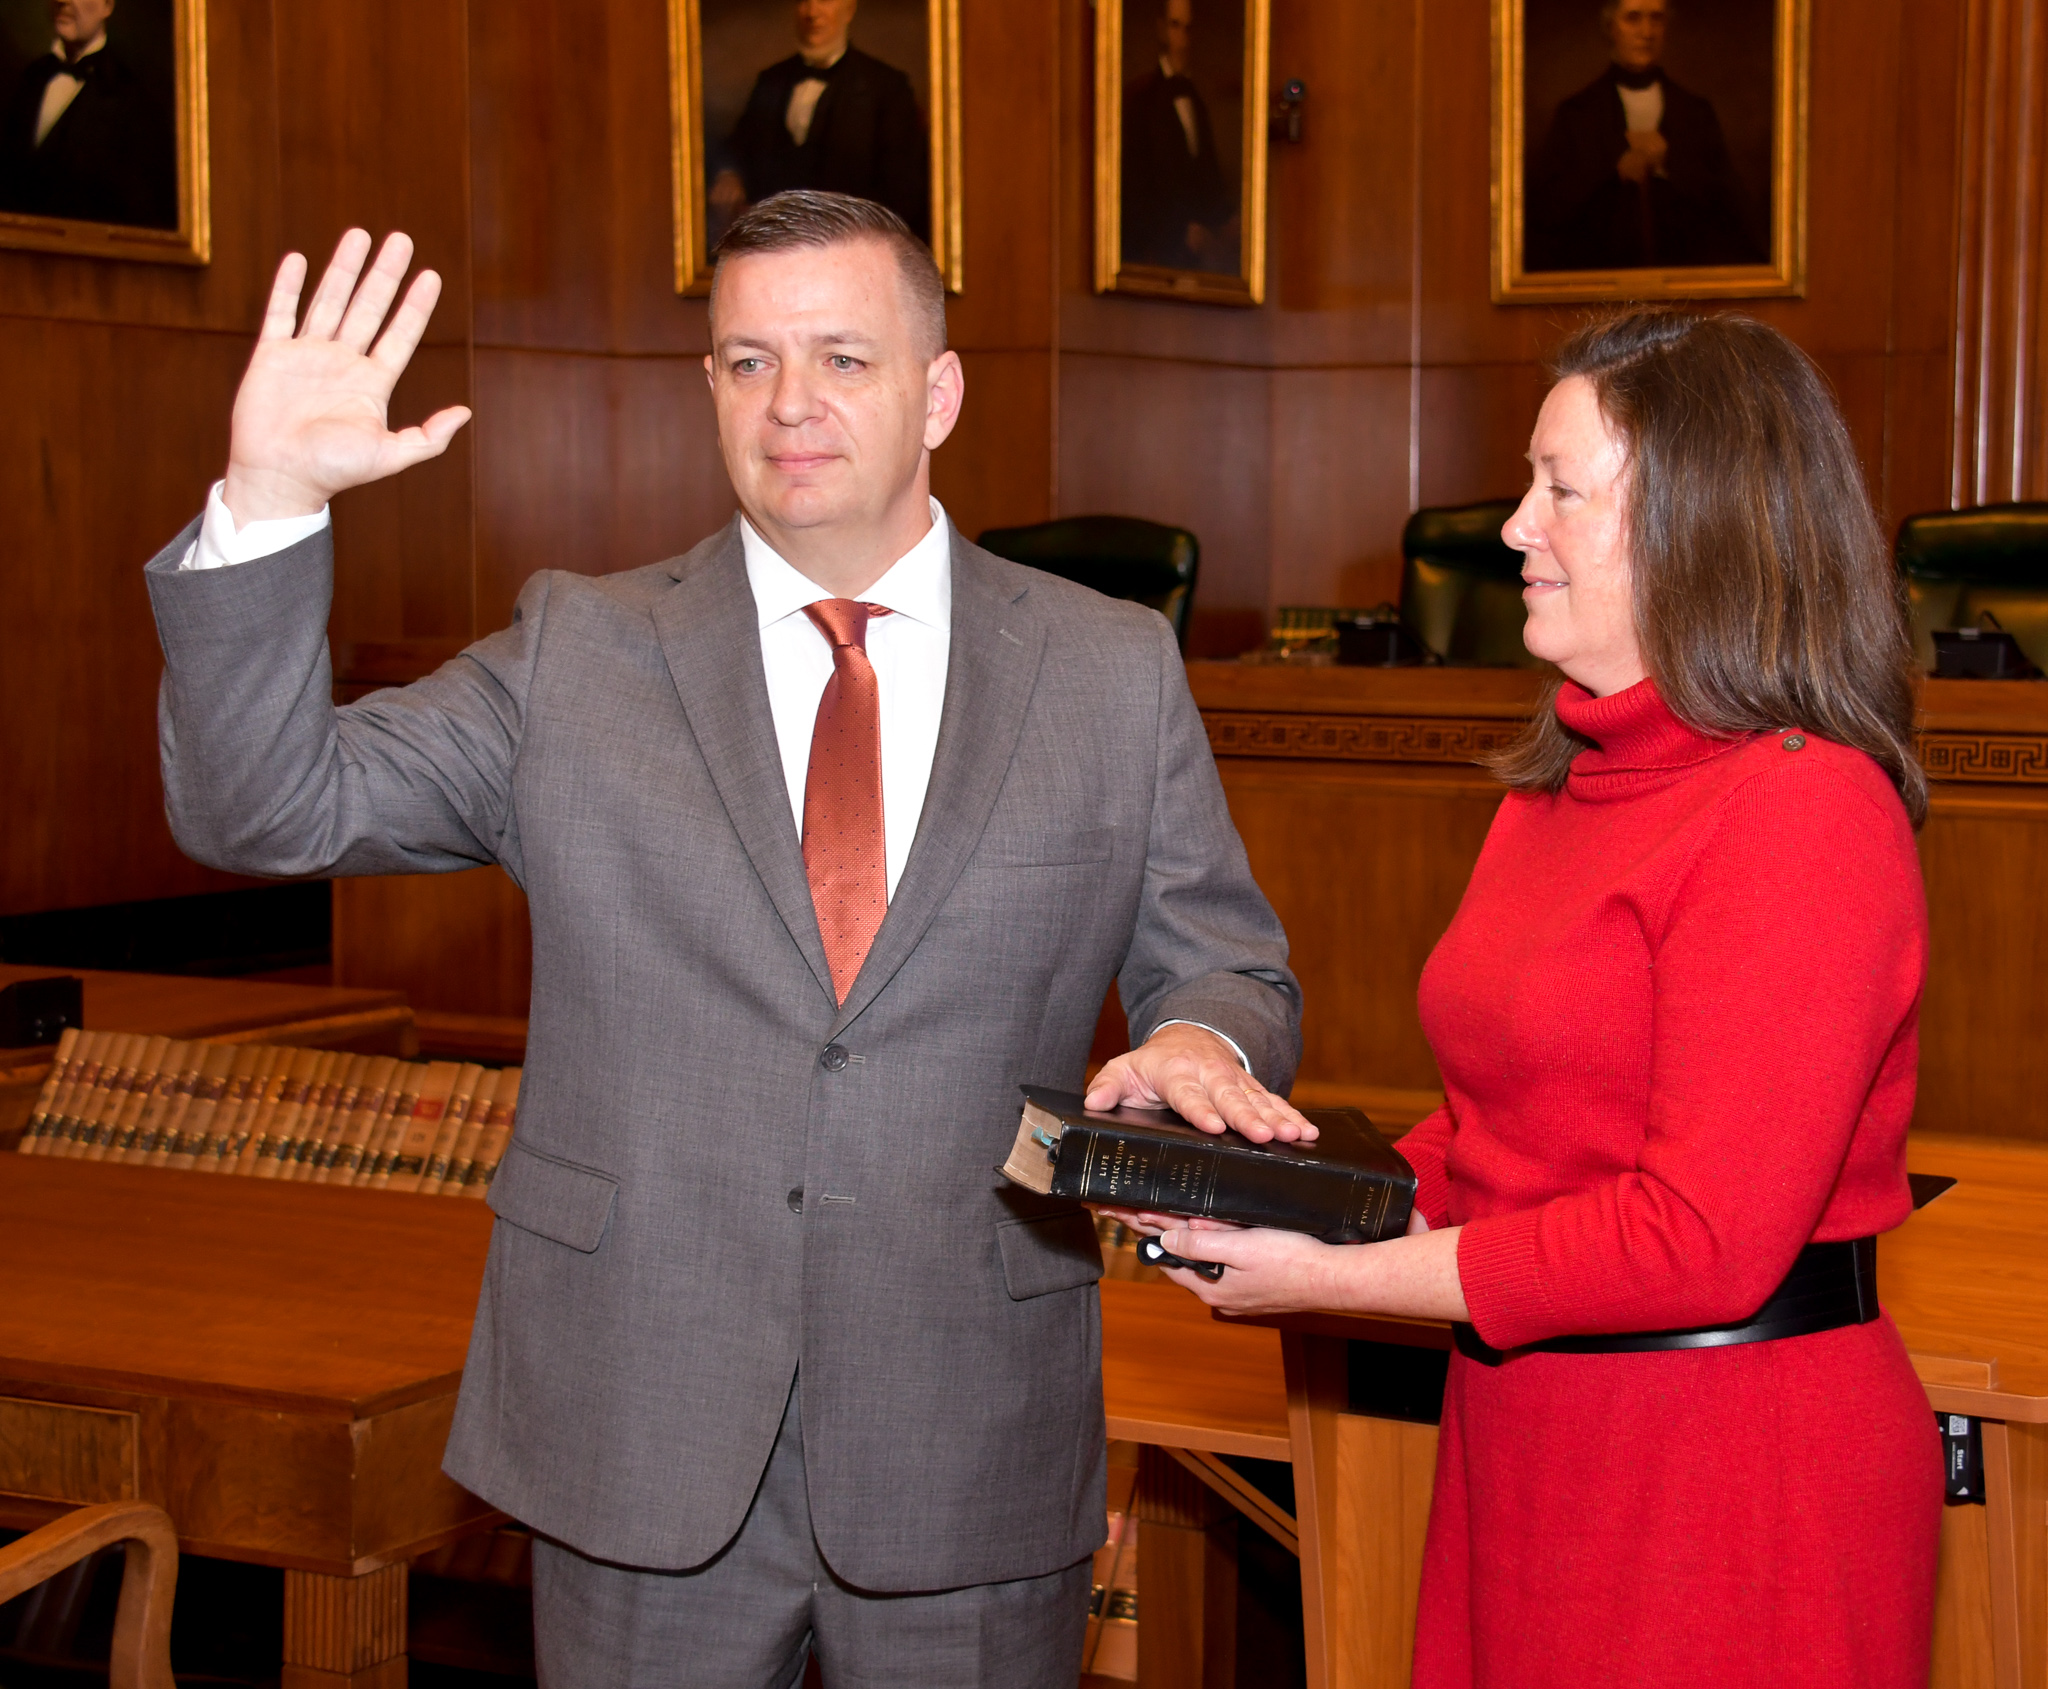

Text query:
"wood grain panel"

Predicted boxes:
[[283, 1563, 408, 1674], [931, 350, 1056, 537], [0, 317, 257, 915], [1931, 1498, 1997, 1689], [0, 1397, 136, 1504], [1057, 353, 1271, 617], [332, 868, 532, 1020], [1416, 363, 1545, 515], [470, 347, 733, 627], [1916, 796, 2048, 1139], [1266, 367, 1414, 612], [1326, 1414, 1436, 1689], [1219, 760, 1505, 1095]]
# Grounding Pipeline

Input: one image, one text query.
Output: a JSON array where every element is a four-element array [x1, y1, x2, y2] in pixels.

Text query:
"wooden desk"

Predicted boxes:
[[1243, 1134, 2048, 1689], [0, 965, 416, 1146], [0, 1155, 497, 1689], [1189, 663, 2048, 1142]]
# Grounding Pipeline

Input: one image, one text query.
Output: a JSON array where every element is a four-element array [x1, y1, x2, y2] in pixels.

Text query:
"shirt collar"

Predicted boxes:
[[50, 33, 108, 67], [742, 497, 952, 633]]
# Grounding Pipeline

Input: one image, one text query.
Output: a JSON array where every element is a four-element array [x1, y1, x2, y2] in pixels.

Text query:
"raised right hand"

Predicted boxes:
[[223, 229, 473, 526]]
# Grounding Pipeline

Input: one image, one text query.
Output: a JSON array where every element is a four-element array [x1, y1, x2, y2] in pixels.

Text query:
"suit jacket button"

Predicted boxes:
[[819, 1044, 850, 1072], [787, 1187, 804, 1214]]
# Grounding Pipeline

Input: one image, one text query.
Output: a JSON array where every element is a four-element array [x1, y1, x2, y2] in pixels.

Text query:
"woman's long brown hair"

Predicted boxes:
[[1488, 309, 1928, 826]]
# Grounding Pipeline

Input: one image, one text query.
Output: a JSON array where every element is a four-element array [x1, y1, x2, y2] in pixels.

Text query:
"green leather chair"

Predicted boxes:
[[975, 516, 1199, 649], [1399, 500, 1541, 667], [1896, 504, 2048, 672]]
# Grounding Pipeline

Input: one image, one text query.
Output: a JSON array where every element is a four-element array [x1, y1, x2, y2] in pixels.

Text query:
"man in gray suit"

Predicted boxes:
[[145, 191, 1305, 1687]]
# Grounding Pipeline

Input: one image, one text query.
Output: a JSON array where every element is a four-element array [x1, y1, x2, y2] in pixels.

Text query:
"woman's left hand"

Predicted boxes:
[[1143, 1219, 1473, 1323], [1144, 1224, 1344, 1314]]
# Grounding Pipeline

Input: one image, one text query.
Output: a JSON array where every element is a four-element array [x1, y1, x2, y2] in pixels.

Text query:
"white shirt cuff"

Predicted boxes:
[[178, 480, 331, 570], [1153, 1019, 1253, 1078]]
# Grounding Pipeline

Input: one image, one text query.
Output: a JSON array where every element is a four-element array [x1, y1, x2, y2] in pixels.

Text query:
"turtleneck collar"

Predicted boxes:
[[1555, 677, 1752, 799]]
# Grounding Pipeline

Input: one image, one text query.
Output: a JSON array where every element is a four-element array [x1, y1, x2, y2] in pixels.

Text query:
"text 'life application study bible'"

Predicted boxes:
[[1001, 1086, 1417, 1243]]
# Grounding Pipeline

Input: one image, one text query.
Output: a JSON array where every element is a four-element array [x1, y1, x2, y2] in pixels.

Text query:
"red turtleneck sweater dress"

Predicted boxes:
[[1395, 679, 1943, 1688]]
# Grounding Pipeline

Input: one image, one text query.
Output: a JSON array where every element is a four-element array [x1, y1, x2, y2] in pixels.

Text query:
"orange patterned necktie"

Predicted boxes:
[[802, 599, 892, 1002]]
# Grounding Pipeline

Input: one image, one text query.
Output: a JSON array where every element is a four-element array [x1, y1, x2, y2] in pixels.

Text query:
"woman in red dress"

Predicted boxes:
[[1129, 311, 1944, 1686]]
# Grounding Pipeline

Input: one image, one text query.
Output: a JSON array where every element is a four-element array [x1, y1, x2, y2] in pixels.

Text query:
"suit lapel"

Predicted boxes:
[[653, 521, 837, 1005], [832, 535, 1046, 1032]]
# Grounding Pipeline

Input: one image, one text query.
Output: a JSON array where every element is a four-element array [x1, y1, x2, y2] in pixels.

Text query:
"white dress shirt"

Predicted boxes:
[[1618, 82, 1665, 138], [743, 498, 951, 899], [35, 34, 105, 148], [177, 485, 1247, 1068]]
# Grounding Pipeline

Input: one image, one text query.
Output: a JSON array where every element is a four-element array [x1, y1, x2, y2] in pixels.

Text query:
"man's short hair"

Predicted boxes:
[[709, 191, 948, 360]]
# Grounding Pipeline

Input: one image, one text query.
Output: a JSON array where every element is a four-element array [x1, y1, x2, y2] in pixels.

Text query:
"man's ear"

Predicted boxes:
[[923, 349, 965, 452], [704, 353, 715, 388]]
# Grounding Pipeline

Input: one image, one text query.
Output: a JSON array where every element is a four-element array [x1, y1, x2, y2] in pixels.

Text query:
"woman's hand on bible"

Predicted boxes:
[[223, 229, 473, 526], [1149, 1220, 1472, 1322], [1144, 1224, 1340, 1314]]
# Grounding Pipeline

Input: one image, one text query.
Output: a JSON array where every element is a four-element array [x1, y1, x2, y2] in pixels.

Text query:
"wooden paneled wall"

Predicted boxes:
[[0, 0, 2034, 1033], [1058, 0, 1971, 653]]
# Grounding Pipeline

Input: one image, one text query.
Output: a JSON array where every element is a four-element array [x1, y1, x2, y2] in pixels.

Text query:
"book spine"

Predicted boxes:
[[439, 1068, 498, 1195], [145, 1042, 208, 1167], [459, 1068, 519, 1196], [110, 1038, 183, 1163], [18, 1026, 85, 1154], [164, 1044, 237, 1169], [362, 1066, 424, 1188], [383, 1061, 461, 1193], [323, 1055, 398, 1185], [418, 1064, 486, 1195], [33, 1031, 103, 1156], [96, 1035, 172, 1162], [202, 1046, 274, 1172], [57, 1032, 142, 1159], [127, 1041, 198, 1163], [291, 1054, 361, 1181], [252, 1048, 328, 1179], [1055, 1125, 1395, 1243]]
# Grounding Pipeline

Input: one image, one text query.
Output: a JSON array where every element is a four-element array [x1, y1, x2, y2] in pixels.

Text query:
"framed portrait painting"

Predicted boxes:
[[668, 0, 962, 295], [0, 0, 207, 263], [1494, 0, 1806, 302], [1094, 0, 1269, 307]]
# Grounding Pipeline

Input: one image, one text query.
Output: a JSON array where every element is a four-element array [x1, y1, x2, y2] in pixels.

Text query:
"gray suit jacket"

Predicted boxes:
[[145, 516, 1300, 1590]]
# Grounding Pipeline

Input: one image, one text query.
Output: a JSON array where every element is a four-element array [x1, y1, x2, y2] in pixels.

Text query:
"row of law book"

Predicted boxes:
[[17, 1028, 520, 1197]]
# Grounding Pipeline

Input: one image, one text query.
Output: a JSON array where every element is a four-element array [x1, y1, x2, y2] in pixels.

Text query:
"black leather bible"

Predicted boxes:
[[1001, 1086, 1417, 1244]]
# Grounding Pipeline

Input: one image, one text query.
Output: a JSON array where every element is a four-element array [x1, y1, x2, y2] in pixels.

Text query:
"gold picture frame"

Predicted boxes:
[[1492, 0, 1806, 303], [668, 0, 962, 296], [0, 0, 208, 264], [1094, 0, 1269, 307]]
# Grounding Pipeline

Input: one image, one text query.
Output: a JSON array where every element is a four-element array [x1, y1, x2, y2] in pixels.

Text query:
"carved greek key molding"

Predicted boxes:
[[1916, 732, 2048, 784], [1205, 714, 2048, 784], [1203, 712, 1525, 764]]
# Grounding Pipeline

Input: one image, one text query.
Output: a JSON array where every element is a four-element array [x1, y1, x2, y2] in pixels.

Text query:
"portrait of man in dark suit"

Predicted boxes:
[[1118, 0, 1237, 274], [707, 0, 929, 242], [0, 0, 176, 229], [1525, 0, 1766, 273]]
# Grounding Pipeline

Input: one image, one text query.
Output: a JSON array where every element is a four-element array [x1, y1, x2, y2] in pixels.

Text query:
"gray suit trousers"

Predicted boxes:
[[531, 1374, 1090, 1689]]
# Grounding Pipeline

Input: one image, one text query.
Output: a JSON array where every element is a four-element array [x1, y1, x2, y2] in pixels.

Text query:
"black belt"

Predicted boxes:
[[1452, 1236, 1879, 1367]]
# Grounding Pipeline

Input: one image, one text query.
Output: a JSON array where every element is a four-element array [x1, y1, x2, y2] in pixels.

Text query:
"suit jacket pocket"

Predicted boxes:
[[997, 1208, 1105, 1300], [488, 1139, 619, 1253]]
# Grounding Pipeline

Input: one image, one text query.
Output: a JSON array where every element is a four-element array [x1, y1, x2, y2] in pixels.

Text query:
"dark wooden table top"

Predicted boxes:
[[0, 1156, 491, 1419], [0, 964, 406, 1044]]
